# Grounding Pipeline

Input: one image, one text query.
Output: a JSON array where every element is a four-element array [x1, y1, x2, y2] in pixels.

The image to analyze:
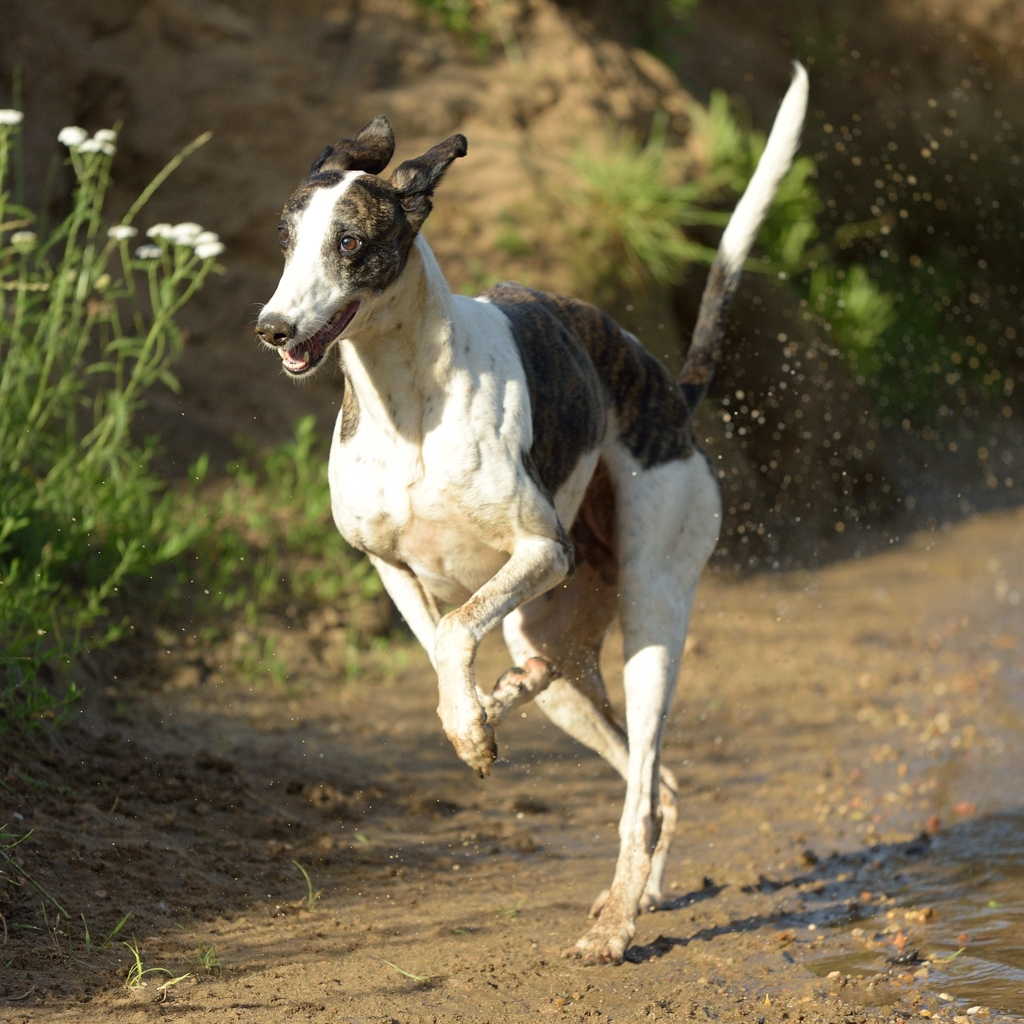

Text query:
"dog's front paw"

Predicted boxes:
[[443, 712, 498, 777]]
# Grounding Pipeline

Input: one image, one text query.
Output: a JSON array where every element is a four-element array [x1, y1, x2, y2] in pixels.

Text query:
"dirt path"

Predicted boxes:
[[3, 510, 1024, 1022]]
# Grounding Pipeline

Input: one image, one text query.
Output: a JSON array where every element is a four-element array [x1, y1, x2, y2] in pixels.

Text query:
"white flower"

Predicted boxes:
[[194, 241, 225, 259], [78, 138, 115, 156], [146, 223, 174, 240], [10, 230, 37, 247], [107, 224, 138, 241], [0, 109, 23, 126], [57, 126, 88, 147], [92, 128, 117, 144], [193, 230, 219, 247], [135, 244, 163, 259], [168, 222, 203, 245]]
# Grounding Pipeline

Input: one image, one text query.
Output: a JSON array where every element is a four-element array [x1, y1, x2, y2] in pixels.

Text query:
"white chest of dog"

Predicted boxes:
[[327, 279, 542, 605], [257, 67, 807, 965]]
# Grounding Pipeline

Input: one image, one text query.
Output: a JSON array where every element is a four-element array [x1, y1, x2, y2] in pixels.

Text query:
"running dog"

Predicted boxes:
[[255, 65, 808, 963]]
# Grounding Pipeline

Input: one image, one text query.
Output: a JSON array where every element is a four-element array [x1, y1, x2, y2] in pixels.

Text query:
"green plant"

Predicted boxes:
[[193, 941, 222, 974], [411, 0, 515, 58], [0, 110, 220, 728], [692, 89, 897, 377], [123, 935, 190, 992], [496, 897, 524, 919], [375, 956, 432, 983], [565, 113, 722, 301], [160, 416, 387, 689], [80, 910, 132, 954], [808, 264, 897, 375], [291, 859, 323, 909]]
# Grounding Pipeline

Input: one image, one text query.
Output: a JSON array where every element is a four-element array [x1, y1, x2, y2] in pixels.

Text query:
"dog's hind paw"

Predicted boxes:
[[638, 891, 663, 914], [480, 657, 557, 726], [563, 923, 632, 966]]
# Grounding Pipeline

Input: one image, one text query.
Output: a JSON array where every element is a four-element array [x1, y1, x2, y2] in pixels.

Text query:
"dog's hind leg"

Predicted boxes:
[[565, 453, 720, 965], [503, 562, 678, 916]]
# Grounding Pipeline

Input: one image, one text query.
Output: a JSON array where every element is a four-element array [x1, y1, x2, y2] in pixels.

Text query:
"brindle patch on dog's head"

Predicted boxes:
[[311, 115, 395, 176], [257, 118, 467, 377]]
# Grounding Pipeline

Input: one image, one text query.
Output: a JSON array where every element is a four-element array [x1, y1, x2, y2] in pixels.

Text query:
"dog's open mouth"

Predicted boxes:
[[281, 300, 360, 375]]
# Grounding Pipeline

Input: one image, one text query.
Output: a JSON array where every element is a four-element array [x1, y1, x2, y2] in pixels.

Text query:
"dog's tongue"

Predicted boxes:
[[282, 341, 312, 372]]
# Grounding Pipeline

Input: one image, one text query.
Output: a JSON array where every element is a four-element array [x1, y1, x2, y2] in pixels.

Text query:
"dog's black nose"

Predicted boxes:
[[255, 315, 295, 348]]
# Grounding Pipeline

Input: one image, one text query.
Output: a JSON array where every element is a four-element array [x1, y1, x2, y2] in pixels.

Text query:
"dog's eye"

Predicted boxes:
[[278, 226, 289, 248], [339, 235, 362, 253]]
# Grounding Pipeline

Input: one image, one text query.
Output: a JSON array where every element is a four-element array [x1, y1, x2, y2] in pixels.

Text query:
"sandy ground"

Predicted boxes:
[[3, 508, 1024, 1022]]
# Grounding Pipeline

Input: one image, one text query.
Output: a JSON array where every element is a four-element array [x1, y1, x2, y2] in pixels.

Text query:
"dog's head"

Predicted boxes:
[[256, 116, 467, 377]]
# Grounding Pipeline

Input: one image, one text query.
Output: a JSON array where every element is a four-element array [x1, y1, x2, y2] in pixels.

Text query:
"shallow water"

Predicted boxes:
[[813, 813, 1024, 1015]]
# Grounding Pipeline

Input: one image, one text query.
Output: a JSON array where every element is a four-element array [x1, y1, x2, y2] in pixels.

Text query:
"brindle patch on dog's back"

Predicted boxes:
[[485, 284, 607, 498], [484, 284, 694, 485]]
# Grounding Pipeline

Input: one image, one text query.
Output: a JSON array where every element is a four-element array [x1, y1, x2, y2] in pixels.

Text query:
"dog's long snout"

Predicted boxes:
[[255, 315, 295, 348]]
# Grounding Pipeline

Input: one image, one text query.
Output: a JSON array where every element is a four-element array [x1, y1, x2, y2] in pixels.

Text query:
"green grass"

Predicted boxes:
[[80, 911, 132, 954], [291, 859, 323, 910], [375, 956, 432, 983], [193, 941, 222, 975], [123, 935, 190, 992], [411, 0, 498, 57]]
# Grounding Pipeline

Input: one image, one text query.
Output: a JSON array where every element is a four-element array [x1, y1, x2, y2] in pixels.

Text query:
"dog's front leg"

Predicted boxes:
[[369, 556, 441, 668], [434, 535, 572, 776]]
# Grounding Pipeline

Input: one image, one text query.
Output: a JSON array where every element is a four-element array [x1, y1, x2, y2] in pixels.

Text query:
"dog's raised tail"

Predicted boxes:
[[678, 62, 809, 410]]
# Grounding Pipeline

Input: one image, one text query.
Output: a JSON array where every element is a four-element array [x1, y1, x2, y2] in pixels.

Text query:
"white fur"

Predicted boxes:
[[264, 172, 364, 337], [718, 63, 808, 273]]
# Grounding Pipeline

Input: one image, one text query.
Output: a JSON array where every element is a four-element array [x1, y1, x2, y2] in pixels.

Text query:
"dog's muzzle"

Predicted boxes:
[[256, 301, 361, 376]]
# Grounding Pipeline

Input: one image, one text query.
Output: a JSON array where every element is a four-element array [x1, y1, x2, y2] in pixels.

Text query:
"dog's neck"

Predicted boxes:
[[337, 234, 456, 442]]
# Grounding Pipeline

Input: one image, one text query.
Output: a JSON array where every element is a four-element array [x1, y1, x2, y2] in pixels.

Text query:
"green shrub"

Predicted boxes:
[[697, 91, 907, 398], [565, 113, 722, 301]]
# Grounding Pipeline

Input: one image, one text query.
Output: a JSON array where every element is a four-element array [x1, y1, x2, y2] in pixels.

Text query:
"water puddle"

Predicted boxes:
[[811, 813, 1024, 1015]]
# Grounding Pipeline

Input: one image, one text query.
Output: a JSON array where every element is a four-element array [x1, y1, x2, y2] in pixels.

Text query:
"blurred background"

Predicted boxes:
[[5, 0, 1024, 574]]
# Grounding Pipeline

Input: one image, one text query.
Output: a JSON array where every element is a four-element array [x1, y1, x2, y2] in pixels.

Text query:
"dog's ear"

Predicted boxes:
[[388, 134, 467, 231], [310, 115, 396, 175]]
